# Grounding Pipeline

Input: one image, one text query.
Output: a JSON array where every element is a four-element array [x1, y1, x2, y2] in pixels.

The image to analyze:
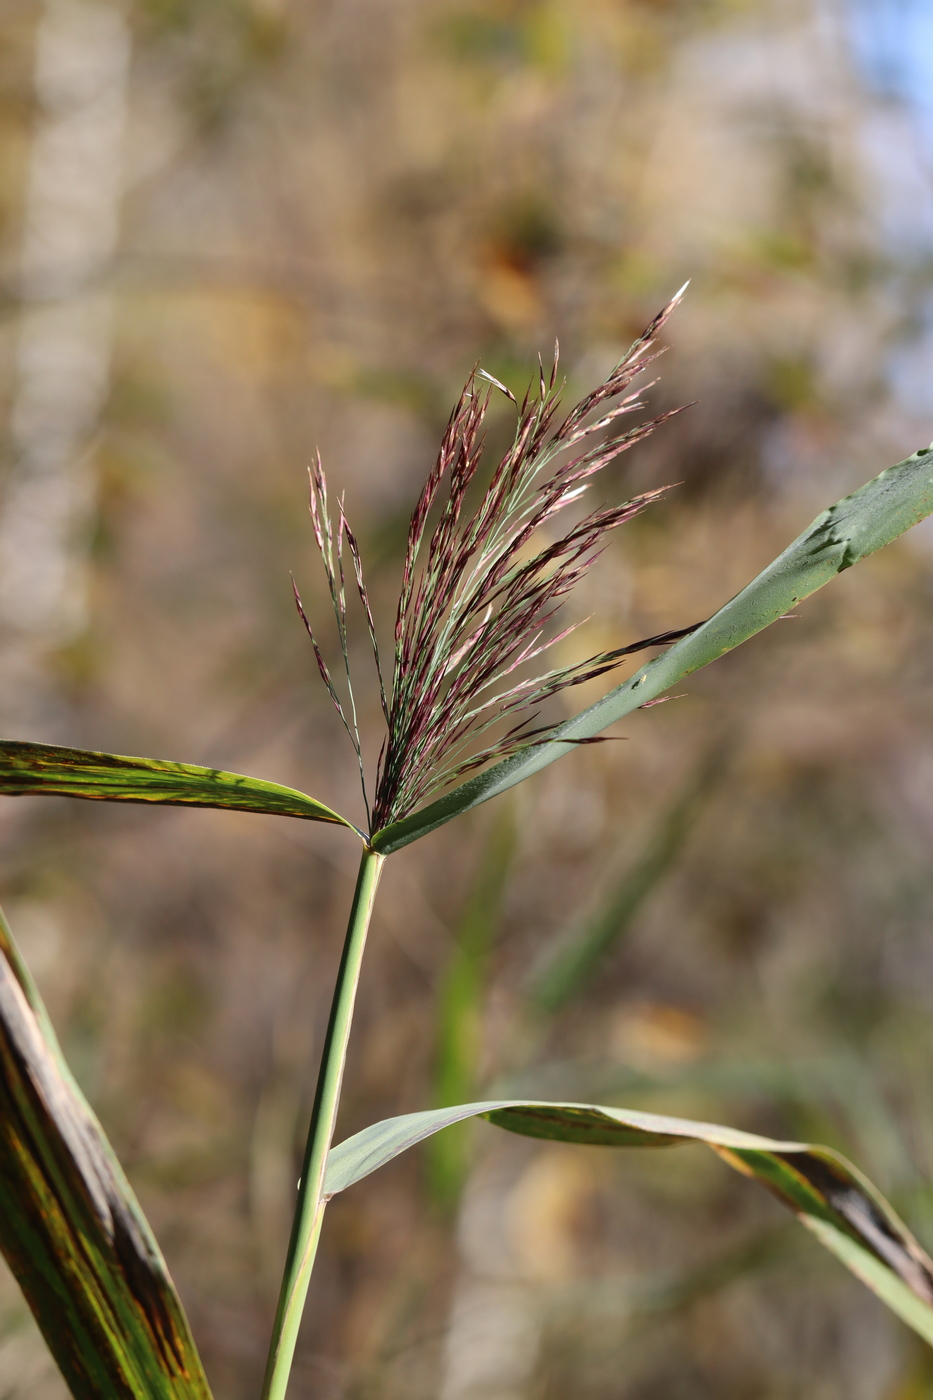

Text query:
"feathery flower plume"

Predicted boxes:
[[295, 289, 696, 835]]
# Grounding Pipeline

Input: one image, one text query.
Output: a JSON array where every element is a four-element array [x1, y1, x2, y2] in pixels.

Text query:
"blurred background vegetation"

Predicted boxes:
[[3, 0, 933, 1395]]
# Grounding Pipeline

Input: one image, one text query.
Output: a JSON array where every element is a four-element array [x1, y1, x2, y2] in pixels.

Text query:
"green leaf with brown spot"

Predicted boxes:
[[325, 1099, 933, 1347], [0, 903, 214, 1397]]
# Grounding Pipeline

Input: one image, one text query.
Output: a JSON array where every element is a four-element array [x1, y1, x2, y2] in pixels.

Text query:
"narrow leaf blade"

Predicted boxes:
[[325, 1098, 933, 1348], [0, 739, 357, 831], [527, 743, 724, 1014], [372, 445, 933, 852], [0, 904, 213, 1397], [430, 805, 516, 1205]]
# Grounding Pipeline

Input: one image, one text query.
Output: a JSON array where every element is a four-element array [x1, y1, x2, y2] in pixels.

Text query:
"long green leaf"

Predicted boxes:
[[372, 445, 933, 853], [0, 739, 358, 832], [324, 1098, 933, 1347], [0, 904, 213, 1398]]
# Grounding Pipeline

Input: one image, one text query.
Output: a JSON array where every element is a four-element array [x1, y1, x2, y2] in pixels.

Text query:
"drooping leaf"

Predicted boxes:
[[324, 1098, 933, 1347], [0, 904, 213, 1398], [371, 444, 933, 852], [0, 740, 358, 832]]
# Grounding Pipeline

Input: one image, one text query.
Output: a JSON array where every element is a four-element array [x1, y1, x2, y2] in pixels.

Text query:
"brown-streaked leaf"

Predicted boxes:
[[0, 739, 358, 833], [324, 1099, 933, 1347], [0, 903, 213, 1398]]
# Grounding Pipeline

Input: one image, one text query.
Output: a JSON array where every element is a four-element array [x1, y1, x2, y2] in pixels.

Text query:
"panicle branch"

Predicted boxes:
[[293, 453, 389, 828]]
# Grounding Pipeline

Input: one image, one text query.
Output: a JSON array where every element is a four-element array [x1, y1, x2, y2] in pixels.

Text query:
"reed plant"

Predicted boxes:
[[2, 294, 933, 1397]]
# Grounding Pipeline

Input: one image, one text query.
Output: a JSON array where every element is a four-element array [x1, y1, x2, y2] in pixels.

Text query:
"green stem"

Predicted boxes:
[[260, 845, 385, 1400]]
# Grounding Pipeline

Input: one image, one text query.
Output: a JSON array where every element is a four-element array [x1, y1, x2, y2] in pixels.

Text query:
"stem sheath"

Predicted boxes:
[[261, 845, 385, 1400]]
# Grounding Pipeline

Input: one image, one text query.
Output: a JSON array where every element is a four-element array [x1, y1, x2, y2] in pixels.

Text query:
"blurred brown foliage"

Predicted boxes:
[[3, 0, 933, 1396]]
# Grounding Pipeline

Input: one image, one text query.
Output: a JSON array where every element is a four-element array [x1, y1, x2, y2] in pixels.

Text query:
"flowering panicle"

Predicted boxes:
[[295, 289, 695, 835]]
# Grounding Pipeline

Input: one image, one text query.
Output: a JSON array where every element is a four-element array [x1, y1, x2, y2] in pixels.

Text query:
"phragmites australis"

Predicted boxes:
[[295, 289, 696, 836]]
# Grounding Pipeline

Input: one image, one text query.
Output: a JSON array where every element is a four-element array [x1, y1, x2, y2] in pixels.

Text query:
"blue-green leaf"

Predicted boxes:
[[372, 446, 933, 852]]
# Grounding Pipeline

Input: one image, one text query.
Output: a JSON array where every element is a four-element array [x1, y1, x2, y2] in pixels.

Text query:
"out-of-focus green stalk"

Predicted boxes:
[[261, 846, 385, 1400], [429, 806, 515, 1207]]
